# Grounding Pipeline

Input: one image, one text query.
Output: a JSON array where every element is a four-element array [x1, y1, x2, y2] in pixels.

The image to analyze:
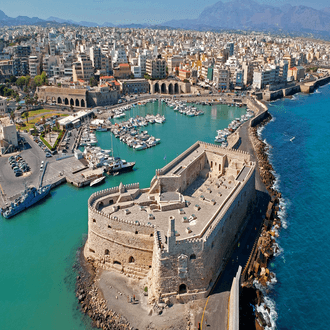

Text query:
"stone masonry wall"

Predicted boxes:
[[148, 167, 256, 302]]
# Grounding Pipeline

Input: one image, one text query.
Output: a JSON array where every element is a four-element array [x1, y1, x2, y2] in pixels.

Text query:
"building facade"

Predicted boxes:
[[146, 58, 166, 79]]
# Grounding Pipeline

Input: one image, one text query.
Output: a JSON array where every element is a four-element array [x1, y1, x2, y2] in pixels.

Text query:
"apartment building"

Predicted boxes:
[[146, 58, 166, 79], [72, 54, 94, 82], [29, 55, 40, 78]]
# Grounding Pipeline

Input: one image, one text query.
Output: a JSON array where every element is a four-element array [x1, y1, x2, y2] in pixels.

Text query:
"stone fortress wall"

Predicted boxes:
[[84, 183, 155, 278], [149, 156, 255, 302], [84, 142, 256, 303]]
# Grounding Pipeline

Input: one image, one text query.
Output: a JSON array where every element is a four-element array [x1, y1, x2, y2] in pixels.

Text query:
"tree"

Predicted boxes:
[[10, 111, 15, 122], [23, 111, 29, 123], [89, 77, 98, 87], [144, 73, 151, 80], [42, 115, 46, 125], [16, 95, 20, 103], [70, 104, 74, 111], [9, 75, 17, 84]]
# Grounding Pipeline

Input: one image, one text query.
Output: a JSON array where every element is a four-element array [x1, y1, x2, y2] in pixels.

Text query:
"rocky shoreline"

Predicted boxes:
[[242, 113, 283, 329], [75, 247, 132, 330]]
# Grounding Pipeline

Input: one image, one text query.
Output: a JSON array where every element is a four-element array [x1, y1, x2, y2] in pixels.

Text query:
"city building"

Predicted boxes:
[[146, 58, 166, 79], [118, 79, 149, 94], [0, 117, 18, 154], [72, 54, 94, 82], [0, 96, 7, 113]]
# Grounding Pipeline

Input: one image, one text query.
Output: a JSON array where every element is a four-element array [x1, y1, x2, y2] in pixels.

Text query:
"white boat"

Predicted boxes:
[[90, 176, 105, 187], [96, 126, 107, 132]]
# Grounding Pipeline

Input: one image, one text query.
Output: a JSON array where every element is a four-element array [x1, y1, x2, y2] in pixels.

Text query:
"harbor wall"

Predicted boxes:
[[262, 76, 330, 101]]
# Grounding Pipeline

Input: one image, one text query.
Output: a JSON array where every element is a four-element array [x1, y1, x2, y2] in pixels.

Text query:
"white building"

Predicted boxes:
[[29, 55, 40, 78], [131, 65, 142, 78], [0, 117, 18, 154], [0, 96, 8, 114]]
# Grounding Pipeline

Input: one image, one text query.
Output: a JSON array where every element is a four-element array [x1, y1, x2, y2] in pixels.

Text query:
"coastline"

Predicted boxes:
[[75, 246, 131, 330], [74, 97, 282, 330]]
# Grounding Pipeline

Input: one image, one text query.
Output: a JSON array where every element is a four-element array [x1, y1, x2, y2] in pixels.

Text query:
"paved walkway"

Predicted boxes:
[[195, 110, 270, 330]]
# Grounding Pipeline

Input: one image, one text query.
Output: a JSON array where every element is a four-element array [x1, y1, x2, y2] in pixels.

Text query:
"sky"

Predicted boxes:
[[1, 0, 329, 25]]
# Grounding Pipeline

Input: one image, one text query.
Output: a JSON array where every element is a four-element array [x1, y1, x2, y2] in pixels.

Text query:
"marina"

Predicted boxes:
[[0, 99, 247, 330]]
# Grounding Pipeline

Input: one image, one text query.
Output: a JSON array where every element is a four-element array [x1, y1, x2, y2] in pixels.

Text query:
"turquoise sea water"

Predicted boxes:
[[260, 85, 330, 329], [0, 102, 246, 330]]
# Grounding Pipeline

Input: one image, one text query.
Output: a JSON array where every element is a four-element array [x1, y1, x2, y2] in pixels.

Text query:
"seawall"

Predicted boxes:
[[262, 75, 330, 101]]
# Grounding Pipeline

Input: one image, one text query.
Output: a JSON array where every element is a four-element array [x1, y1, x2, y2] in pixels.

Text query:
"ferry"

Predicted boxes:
[[1, 185, 51, 219]]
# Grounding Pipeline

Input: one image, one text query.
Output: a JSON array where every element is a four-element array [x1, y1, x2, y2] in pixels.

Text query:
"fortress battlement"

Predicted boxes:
[[84, 142, 256, 303]]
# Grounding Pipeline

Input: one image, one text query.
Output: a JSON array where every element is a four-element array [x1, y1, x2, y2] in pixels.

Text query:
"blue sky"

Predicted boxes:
[[1, 0, 329, 25]]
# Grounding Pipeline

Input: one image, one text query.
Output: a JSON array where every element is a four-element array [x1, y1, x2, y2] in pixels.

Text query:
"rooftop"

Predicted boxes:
[[91, 142, 254, 242]]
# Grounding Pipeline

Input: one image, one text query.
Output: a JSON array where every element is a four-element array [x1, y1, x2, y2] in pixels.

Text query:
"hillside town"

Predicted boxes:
[[0, 25, 329, 110]]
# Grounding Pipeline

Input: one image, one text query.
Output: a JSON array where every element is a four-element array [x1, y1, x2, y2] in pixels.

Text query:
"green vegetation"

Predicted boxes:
[[16, 76, 30, 88], [0, 84, 18, 98], [306, 67, 318, 73], [34, 72, 48, 87], [22, 112, 29, 123], [89, 77, 98, 87], [16, 112, 68, 131], [144, 73, 151, 80], [40, 130, 64, 151]]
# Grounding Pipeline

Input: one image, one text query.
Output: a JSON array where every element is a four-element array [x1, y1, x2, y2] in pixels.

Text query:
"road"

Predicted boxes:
[[195, 117, 270, 330]]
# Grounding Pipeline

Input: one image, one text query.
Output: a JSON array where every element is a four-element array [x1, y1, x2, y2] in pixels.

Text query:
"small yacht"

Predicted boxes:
[[90, 176, 105, 187]]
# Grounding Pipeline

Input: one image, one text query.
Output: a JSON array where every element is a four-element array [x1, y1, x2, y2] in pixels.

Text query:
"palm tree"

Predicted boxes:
[[10, 111, 15, 123], [23, 111, 29, 123]]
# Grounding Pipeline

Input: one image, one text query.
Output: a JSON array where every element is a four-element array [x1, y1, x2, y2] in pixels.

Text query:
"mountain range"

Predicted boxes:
[[1, 0, 330, 39], [164, 0, 330, 36]]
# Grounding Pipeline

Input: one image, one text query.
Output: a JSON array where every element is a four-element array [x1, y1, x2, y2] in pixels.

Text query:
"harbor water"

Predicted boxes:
[[0, 102, 246, 330], [260, 85, 330, 330]]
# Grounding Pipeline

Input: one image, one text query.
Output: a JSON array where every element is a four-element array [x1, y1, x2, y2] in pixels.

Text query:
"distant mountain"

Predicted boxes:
[[2, 2, 330, 39], [164, 0, 330, 37]]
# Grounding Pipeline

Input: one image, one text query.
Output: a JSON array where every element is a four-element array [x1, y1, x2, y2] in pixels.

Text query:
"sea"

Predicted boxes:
[[257, 84, 330, 330], [1, 89, 328, 329], [0, 101, 246, 330]]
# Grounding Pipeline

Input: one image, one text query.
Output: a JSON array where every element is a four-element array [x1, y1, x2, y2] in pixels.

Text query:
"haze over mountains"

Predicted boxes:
[[1, 0, 330, 38]]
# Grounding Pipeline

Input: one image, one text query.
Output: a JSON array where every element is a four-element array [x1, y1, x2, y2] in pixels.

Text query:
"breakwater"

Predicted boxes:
[[262, 75, 330, 101], [238, 112, 283, 329]]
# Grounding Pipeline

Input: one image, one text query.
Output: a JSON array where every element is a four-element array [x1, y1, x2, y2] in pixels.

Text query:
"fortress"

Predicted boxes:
[[84, 141, 256, 303]]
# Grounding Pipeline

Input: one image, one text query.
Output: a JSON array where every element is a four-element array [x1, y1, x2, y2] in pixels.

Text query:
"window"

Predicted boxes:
[[129, 256, 135, 263], [93, 219, 96, 223], [105, 249, 109, 255], [190, 254, 196, 260]]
